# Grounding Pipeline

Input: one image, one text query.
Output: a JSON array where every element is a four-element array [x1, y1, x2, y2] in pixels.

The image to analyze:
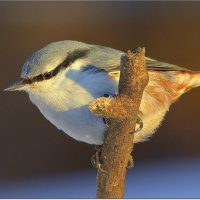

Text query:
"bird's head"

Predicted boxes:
[[4, 40, 92, 93]]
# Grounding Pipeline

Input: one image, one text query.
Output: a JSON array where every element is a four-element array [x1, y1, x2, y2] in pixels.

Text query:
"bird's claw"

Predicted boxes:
[[92, 146, 134, 170], [91, 146, 103, 169], [91, 145, 107, 173], [131, 117, 143, 134], [103, 93, 117, 99], [102, 118, 111, 127], [127, 155, 134, 169], [91, 153, 101, 169]]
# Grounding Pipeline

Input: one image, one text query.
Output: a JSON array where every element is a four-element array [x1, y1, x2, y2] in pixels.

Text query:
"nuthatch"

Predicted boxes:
[[5, 40, 200, 144]]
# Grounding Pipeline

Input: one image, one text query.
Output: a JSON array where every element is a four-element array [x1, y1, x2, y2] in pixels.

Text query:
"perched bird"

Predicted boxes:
[[5, 40, 200, 145]]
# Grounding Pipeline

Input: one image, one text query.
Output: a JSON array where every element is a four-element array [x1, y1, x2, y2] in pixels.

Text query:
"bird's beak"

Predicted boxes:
[[4, 79, 25, 92]]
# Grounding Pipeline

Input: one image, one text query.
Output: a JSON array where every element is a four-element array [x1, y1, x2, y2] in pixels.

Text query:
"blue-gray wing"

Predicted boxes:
[[102, 57, 191, 74], [145, 57, 191, 72], [89, 45, 191, 74]]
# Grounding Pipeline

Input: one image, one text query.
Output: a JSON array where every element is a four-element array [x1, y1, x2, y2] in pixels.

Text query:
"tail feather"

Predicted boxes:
[[170, 71, 200, 96], [186, 72, 200, 90]]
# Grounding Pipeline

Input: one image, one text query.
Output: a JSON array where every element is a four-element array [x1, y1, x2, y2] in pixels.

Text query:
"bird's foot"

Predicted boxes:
[[103, 93, 117, 99], [131, 116, 143, 134], [102, 118, 111, 127], [92, 146, 134, 170], [91, 146, 102, 169], [91, 145, 107, 173], [127, 154, 134, 169]]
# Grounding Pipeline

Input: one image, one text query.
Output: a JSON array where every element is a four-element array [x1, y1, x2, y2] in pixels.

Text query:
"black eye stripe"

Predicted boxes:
[[20, 76, 32, 84], [32, 74, 44, 82], [23, 49, 90, 84]]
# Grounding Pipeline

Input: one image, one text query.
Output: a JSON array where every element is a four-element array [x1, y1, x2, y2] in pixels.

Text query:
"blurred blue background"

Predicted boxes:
[[1, 157, 200, 198], [1, 1, 200, 198]]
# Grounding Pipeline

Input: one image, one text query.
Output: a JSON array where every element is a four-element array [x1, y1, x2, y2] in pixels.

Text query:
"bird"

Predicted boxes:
[[4, 40, 200, 145]]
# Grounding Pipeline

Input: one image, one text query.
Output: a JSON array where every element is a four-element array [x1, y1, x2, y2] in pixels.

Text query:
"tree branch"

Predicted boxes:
[[89, 48, 148, 198]]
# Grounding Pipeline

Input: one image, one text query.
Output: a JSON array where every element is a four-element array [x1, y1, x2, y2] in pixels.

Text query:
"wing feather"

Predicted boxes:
[[90, 45, 191, 74], [104, 57, 191, 75], [145, 57, 191, 72]]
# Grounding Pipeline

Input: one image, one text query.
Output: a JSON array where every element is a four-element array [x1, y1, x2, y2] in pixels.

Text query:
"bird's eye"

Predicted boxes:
[[44, 72, 52, 79]]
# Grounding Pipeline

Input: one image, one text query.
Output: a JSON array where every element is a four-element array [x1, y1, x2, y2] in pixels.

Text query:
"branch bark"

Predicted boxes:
[[89, 48, 148, 198]]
